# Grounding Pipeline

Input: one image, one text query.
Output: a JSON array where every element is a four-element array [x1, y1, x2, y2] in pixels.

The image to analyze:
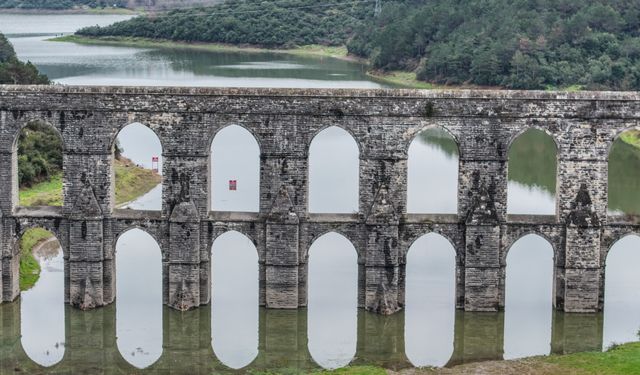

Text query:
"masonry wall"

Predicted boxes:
[[0, 86, 639, 314]]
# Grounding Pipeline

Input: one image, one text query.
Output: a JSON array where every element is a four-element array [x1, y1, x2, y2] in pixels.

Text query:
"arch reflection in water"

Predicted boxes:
[[604, 234, 640, 349], [115, 229, 163, 368], [504, 234, 554, 359], [307, 233, 358, 369], [20, 230, 65, 367], [309, 126, 359, 213], [211, 231, 259, 369], [115, 122, 163, 210], [210, 125, 260, 212], [404, 233, 456, 367], [407, 127, 459, 213], [507, 129, 557, 215]]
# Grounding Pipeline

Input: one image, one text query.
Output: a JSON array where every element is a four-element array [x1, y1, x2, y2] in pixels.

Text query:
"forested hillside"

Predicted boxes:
[[77, 0, 372, 47], [76, 0, 640, 90], [0, 33, 49, 85]]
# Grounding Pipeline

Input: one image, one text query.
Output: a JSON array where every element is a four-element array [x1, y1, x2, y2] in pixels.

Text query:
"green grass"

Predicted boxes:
[[114, 157, 161, 206], [620, 130, 640, 149], [546, 342, 640, 374], [19, 228, 52, 291], [19, 158, 161, 208], [49, 35, 351, 60], [313, 366, 387, 375], [19, 173, 63, 206], [368, 70, 440, 89]]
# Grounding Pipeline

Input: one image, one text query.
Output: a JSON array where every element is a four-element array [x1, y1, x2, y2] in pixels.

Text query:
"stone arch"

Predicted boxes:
[[506, 126, 560, 154], [308, 126, 360, 213], [110, 121, 166, 155], [606, 124, 640, 157], [506, 128, 559, 215], [406, 125, 460, 214], [15, 220, 68, 257], [402, 230, 461, 264], [307, 231, 359, 369], [210, 124, 261, 212], [208, 123, 263, 155], [11, 117, 64, 151], [308, 124, 362, 156], [405, 124, 461, 159], [18, 226, 66, 368], [12, 119, 65, 210], [404, 232, 457, 368], [602, 233, 640, 348], [503, 233, 555, 359], [111, 122, 164, 211], [113, 226, 165, 258], [503, 231, 558, 266], [210, 230, 260, 370], [114, 227, 164, 369], [604, 231, 640, 264], [305, 229, 362, 263]]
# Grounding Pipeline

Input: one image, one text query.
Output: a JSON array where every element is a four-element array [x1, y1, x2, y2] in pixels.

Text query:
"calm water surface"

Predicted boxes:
[[1, 13, 640, 373]]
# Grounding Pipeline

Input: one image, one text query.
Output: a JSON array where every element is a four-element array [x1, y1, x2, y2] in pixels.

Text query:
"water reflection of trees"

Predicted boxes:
[[608, 140, 640, 216], [508, 129, 557, 193], [0, 304, 609, 373], [142, 49, 370, 81], [418, 128, 459, 158]]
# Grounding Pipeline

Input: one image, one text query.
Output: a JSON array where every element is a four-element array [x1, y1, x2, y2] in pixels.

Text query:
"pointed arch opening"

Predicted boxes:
[[404, 232, 456, 367], [115, 228, 163, 369], [307, 232, 358, 369], [19, 227, 65, 367], [210, 125, 260, 212], [608, 128, 640, 216], [211, 231, 259, 369], [507, 128, 558, 215], [113, 123, 163, 211], [15, 120, 64, 209], [308, 126, 359, 214], [407, 127, 459, 214], [603, 234, 640, 349], [504, 234, 554, 359]]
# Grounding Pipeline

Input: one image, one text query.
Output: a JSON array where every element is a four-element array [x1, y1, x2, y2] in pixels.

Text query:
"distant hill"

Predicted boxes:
[[76, 0, 640, 90], [0, 0, 224, 10]]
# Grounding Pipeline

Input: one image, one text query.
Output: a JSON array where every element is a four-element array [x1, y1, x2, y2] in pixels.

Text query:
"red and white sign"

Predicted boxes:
[[151, 156, 159, 172], [229, 180, 237, 191]]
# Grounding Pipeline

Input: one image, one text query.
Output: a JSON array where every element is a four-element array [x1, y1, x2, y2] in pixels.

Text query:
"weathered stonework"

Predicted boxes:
[[0, 85, 638, 314]]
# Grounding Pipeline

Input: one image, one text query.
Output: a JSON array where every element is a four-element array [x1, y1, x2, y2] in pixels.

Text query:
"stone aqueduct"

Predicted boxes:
[[0, 85, 638, 314]]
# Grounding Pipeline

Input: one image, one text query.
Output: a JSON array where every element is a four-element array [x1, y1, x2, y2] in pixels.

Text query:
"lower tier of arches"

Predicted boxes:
[[0, 210, 638, 315]]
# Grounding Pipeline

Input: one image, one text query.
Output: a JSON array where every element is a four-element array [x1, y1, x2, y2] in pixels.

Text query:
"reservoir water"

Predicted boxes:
[[1, 13, 639, 373]]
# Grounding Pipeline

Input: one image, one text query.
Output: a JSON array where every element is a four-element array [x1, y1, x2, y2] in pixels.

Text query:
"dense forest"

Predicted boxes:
[[77, 0, 372, 47], [77, 0, 640, 90]]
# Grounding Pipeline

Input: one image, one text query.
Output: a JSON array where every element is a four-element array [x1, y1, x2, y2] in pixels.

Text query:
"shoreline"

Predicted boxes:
[[48, 35, 423, 88], [0, 8, 139, 15]]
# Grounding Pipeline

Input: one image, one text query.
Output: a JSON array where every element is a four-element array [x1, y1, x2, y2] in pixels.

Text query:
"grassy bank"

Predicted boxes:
[[309, 342, 640, 374], [114, 157, 161, 206], [621, 130, 640, 149], [19, 228, 51, 291], [19, 157, 160, 207], [18, 157, 160, 290], [50, 35, 352, 60]]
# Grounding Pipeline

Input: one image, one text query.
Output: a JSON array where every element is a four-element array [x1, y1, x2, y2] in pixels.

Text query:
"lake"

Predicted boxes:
[[1, 13, 639, 373]]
